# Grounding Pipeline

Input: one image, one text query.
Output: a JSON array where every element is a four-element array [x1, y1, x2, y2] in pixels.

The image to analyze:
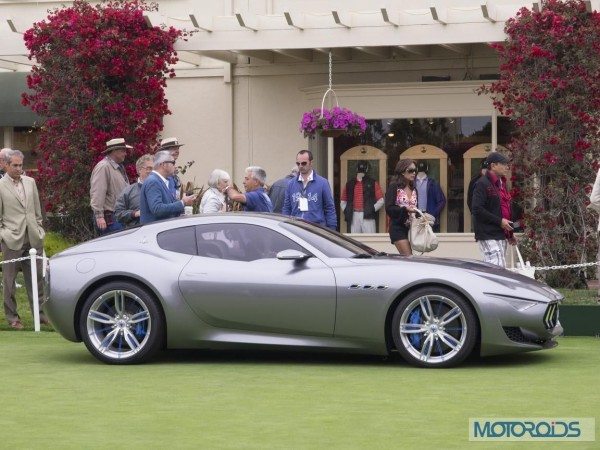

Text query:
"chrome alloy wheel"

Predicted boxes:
[[398, 294, 468, 365], [86, 290, 152, 360]]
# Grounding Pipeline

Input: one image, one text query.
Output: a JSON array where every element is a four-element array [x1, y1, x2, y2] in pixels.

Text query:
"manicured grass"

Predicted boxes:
[[0, 332, 598, 449]]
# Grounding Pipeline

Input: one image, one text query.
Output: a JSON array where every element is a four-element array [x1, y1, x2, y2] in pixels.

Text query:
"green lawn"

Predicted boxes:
[[0, 332, 598, 449], [0, 268, 598, 447]]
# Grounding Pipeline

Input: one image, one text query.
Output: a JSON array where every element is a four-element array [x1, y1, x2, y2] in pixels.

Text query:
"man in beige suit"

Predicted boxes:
[[0, 149, 47, 329]]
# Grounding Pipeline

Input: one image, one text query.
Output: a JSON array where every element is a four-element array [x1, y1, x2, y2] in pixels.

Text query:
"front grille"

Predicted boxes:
[[543, 302, 559, 329], [503, 327, 527, 343], [503, 327, 546, 345]]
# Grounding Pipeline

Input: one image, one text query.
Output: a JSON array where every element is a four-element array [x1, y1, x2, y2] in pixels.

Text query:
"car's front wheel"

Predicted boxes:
[[391, 287, 477, 368], [80, 281, 164, 364]]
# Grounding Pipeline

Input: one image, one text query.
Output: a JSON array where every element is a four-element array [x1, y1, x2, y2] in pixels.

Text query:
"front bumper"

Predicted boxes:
[[480, 301, 563, 357]]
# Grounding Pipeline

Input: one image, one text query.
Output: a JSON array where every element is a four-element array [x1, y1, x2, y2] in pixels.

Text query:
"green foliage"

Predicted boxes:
[[480, 0, 600, 288], [22, 0, 187, 241], [557, 289, 600, 305], [44, 231, 76, 258]]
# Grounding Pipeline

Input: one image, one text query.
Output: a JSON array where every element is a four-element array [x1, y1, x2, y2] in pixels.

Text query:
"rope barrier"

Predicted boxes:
[[508, 261, 600, 273], [523, 261, 600, 272]]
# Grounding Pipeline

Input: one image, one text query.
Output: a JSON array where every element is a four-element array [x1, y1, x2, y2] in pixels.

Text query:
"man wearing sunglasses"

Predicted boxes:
[[282, 150, 337, 229], [140, 150, 196, 224]]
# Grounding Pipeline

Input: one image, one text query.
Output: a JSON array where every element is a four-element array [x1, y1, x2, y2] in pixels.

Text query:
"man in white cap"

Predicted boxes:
[[158, 137, 183, 200], [90, 138, 131, 235]]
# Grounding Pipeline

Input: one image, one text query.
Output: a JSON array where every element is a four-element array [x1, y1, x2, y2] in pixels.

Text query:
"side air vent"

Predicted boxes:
[[348, 284, 389, 290]]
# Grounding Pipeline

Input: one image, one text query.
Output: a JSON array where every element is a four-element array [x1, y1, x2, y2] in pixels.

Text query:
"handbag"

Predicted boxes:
[[409, 208, 439, 253], [512, 246, 536, 279]]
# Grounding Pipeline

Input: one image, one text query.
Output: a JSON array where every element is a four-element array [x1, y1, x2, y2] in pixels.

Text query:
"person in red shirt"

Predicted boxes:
[[341, 161, 384, 233]]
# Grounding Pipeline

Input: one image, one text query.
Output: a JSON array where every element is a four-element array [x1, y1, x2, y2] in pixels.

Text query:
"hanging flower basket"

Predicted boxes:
[[300, 106, 367, 138], [320, 128, 345, 138], [300, 53, 367, 139]]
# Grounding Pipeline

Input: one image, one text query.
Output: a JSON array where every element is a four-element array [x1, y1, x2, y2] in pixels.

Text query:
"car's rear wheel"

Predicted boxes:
[[80, 281, 164, 364], [391, 287, 477, 368]]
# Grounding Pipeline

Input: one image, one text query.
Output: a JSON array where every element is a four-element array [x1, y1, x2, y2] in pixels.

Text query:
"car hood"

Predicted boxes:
[[347, 255, 563, 302]]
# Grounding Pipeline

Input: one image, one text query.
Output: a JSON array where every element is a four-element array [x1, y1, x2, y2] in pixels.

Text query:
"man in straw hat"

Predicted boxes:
[[158, 137, 183, 200], [90, 138, 130, 235]]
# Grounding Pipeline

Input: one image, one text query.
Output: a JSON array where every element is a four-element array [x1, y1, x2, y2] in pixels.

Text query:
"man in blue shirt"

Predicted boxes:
[[224, 166, 273, 212], [282, 150, 337, 229], [158, 137, 184, 200], [140, 151, 196, 224]]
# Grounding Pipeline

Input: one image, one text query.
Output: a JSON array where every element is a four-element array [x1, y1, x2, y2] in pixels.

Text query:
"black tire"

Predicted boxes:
[[79, 281, 164, 364], [391, 287, 478, 368]]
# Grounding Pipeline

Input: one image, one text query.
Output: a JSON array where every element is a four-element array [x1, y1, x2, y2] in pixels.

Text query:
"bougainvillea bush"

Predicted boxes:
[[480, 0, 600, 287], [22, 0, 184, 240]]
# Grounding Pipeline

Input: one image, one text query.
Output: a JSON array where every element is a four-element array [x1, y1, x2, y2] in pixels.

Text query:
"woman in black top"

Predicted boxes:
[[385, 159, 418, 256]]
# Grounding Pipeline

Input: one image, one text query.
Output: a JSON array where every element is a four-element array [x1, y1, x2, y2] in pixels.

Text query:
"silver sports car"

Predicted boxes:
[[44, 213, 563, 367]]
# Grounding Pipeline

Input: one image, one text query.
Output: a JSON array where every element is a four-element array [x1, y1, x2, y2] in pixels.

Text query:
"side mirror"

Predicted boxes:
[[276, 249, 311, 261]]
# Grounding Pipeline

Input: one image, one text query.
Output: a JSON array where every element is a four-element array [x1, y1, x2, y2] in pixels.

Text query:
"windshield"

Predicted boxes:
[[279, 220, 379, 258]]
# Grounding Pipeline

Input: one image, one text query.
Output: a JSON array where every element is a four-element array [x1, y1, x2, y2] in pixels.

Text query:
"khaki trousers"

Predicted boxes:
[[2, 240, 44, 323]]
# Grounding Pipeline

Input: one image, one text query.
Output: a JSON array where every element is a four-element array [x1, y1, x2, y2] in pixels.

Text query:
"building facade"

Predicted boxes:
[[0, 0, 566, 258]]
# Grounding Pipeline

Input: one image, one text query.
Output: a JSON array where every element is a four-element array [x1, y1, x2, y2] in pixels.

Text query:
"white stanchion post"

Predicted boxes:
[[42, 249, 47, 278], [30, 248, 40, 332]]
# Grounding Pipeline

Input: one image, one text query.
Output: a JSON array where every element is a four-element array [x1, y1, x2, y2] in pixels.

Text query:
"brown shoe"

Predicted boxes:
[[9, 320, 24, 330], [40, 317, 50, 325]]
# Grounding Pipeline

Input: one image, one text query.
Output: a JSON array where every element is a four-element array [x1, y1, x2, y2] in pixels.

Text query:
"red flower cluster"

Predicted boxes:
[[22, 0, 187, 240], [479, 0, 600, 287]]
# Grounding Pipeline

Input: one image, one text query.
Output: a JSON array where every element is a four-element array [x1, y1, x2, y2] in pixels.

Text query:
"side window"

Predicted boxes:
[[195, 223, 306, 262], [157, 226, 197, 255]]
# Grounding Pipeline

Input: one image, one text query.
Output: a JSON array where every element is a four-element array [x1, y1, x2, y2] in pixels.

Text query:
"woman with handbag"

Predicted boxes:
[[385, 159, 418, 256]]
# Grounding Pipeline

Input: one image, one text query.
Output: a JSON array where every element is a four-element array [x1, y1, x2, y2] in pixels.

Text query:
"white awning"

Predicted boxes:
[[0, 0, 597, 71]]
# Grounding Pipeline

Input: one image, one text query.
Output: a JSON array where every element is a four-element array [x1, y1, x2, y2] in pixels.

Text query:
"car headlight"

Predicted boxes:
[[490, 295, 540, 311]]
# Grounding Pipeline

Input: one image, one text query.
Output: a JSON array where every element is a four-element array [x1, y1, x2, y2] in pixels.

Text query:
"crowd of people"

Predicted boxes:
[[0, 137, 530, 329], [91, 141, 339, 233], [92, 138, 522, 266]]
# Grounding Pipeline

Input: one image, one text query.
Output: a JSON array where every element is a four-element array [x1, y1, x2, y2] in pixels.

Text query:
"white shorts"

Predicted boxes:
[[478, 239, 508, 268]]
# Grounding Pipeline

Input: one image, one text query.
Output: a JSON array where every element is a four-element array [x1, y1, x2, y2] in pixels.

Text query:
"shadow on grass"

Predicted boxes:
[[26, 326, 583, 368], [49, 342, 561, 369], [146, 347, 559, 369]]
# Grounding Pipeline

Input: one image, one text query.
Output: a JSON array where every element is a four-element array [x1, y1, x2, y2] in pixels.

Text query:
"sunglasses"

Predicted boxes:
[[405, 168, 417, 174], [296, 161, 310, 166], [163, 160, 176, 165]]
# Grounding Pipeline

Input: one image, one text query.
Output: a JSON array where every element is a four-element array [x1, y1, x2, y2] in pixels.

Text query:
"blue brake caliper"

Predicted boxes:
[[408, 309, 422, 348], [134, 306, 147, 339]]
